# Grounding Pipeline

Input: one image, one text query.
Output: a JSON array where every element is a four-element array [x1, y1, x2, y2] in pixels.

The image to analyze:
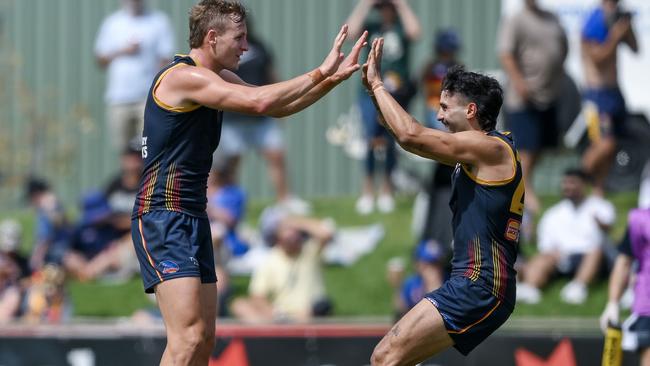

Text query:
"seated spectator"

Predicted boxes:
[[105, 141, 142, 233], [0, 219, 30, 279], [388, 239, 447, 321], [517, 168, 615, 305], [230, 206, 335, 323], [64, 191, 135, 282], [0, 254, 21, 323], [26, 177, 71, 272], [22, 264, 69, 324]]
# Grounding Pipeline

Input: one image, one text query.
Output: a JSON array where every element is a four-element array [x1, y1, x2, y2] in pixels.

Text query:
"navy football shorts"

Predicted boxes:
[[425, 276, 514, 355], [131, 210, 217, 293]]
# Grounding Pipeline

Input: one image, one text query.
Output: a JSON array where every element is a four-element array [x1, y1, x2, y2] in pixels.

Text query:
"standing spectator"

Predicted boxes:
[[600, 208, 650, 365], [346, 0, 421, 215], [517, 169, 615, 305], [25, 178, 71, 272], [230, 206, 335, 323], [215, 19, 310, 214], [94, 0, 175, 151], [415, 29, 461, 246], [499, 0, 568, 215], [581, 0, 638, 196]]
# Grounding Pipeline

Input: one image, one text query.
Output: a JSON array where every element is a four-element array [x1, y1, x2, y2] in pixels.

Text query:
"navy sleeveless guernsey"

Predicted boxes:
[[133, 55, 222, 219], [448, 130, 524, 306]]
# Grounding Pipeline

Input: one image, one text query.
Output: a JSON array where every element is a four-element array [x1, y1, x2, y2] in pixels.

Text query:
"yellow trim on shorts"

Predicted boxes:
[[448, 300, 501, 334], [138, 218, 163, 282], [461, 137, 516, 186]]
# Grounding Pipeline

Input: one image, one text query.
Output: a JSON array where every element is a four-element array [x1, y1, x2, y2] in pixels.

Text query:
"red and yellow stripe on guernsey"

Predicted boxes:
[[138, 161, 160, 215], [491, 239, 505, 298], [464, 235, 481, 281], [165, 162, 181, 212], [138, 218, 163, 282]]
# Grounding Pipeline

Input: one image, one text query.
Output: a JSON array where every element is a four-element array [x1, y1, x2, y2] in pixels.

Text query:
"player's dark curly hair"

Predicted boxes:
[[188, 0, 247, 48], [441, 65, 503, 131]]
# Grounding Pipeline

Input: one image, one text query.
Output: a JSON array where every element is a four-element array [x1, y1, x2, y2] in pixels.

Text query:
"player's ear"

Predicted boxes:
[[466, 102, 477, 120], [206, 29, 218, 46]]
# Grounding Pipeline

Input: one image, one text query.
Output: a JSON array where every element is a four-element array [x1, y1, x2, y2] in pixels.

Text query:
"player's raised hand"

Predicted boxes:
[[362, 37, 384, 92], [319, 24, 349, 77], [332, 30, 368, 81]]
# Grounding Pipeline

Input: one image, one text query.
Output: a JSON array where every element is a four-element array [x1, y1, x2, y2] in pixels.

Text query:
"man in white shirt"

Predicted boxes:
[[517, 168, 615, 305], [94, 0, 175, 151]]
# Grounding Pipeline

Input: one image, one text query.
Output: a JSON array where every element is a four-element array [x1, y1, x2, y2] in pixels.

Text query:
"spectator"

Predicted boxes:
[[580, 0, 638, 196], [63, 191, 134, 282], [105, 141, 143, 233], [346, 0, 421, 215], [600, 208, 650, 365], [517, 168, 615, 305], [0, 254, 21, 323], [94, 0, 174, 151], [498, 0, 568, 215], [421, 29, 462, 130], [414, 29, 461, 246], [230, 206, 335, 323], [22, 264, 69, 324], [206, 166, 248, 316], [215, 19, 310, 215], [0, 219, 30, 279], [388, 239, 447, 321], [25, 178, 71, 272]]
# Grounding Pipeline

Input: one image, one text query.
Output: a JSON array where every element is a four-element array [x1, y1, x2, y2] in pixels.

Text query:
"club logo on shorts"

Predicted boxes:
[[159, 260, 180, 274], [505, 219, 521, 242]]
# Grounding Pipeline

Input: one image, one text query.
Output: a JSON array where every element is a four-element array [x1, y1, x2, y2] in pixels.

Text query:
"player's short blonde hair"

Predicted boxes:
[[188, 0, 247, 48]]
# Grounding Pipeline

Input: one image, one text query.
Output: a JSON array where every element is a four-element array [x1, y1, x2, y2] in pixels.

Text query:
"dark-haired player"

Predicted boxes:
[[363, 38, 522, 364]]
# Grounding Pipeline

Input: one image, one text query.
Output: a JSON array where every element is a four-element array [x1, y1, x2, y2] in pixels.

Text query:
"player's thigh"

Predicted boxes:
[[374, 299, 453, 365], [155, 277, 204, 334]]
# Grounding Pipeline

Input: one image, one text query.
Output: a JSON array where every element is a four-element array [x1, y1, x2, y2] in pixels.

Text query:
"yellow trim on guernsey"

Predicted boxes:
[[461, 136, 517, 186], [152, 58, 202, 113]]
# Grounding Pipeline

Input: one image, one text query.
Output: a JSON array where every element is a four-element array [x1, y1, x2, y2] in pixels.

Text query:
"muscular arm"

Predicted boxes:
[[370, 86, 504, 166], [219, 31, 368, 118]]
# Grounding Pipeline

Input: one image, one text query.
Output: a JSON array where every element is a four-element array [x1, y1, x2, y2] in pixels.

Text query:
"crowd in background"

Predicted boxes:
[[1, 2, 649, 352]]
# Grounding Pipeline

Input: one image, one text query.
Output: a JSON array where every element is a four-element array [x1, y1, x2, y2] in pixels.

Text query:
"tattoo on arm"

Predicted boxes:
[[391, 325, 400, 337]]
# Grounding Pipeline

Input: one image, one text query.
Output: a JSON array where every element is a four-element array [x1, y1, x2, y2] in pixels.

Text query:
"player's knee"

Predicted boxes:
[[171, 323, 208, 358]]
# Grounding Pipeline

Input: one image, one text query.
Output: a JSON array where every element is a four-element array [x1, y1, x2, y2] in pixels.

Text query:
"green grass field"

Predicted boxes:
[[4, 191, 639, 319]]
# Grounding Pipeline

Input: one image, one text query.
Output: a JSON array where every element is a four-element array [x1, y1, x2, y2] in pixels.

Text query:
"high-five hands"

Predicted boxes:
[[332, 30, 369, 82], [362, 37, 384, 93], [319, 25, 351, 77]]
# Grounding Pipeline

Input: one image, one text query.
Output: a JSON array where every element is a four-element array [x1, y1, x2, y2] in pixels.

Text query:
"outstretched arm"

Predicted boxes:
[[362, 38, 505, 166], [161, 25, 350, 115], [265, 31, 368, 117]]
